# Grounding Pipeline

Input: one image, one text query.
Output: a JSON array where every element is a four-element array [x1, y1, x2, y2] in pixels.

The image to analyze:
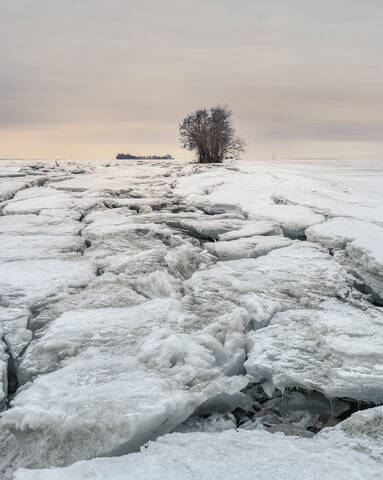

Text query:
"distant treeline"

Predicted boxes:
[[116, 153, 174, 160]]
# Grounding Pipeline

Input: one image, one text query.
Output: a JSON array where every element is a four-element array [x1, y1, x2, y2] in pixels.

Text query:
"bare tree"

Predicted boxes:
[[179, 106, 245, 163]]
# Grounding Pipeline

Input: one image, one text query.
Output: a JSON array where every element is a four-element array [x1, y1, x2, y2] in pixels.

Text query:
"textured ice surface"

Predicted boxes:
[[0, 214, 81, 236], [206, 235, 292, 260], [0, 300, 246, 473], [184, 243, 350, 330], [0, 259, 95, 308], [218, 220, 282, 240], [246, 300, 383, 401], [306, 217, 383, 302], [15, 412, 383, 480], [0, 235, 85, 262], [0, 159, 382, 479]]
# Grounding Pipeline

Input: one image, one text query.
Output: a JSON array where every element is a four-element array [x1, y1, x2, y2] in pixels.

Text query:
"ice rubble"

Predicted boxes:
[[175, 168, 326, 238], [306, 217, 383, 303], [0, 159, 382, 479], [183, 243, 351, 330], [0, 299, 246, 474], [15, 408, 383, 480]]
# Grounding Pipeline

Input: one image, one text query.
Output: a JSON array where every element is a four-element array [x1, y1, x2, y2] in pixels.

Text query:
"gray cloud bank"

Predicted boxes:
[[1, 0, 382, 159]]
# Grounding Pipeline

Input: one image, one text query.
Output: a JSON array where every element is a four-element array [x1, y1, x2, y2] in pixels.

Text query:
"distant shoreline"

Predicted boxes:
[[116, 153, 174, 160]]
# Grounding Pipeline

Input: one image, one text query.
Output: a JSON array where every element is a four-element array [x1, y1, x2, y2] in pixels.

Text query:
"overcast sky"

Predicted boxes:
[[1, 0, 382, 160]]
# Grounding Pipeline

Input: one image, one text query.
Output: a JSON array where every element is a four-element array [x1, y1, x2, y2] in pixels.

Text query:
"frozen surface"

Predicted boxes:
[[306, 217, 383, 302], [206, 235, 292, 260], [0, 299, 246, 473], [245, 300, 383, 401], [0, 259, 95, 308], [15, 412, 383, 480], [0, 235, 85, 262], [0, 214, 81, 236], [0, 158, 382, 479]]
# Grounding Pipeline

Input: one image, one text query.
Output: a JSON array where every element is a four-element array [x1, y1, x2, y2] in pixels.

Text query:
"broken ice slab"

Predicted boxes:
[[14, 409, 383, 480], [0, 299, 247, 473], [245, 300, 383, 403], [206, 235, 292, 261]]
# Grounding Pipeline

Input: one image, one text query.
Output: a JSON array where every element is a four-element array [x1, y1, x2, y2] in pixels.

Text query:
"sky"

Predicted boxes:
[[1, 0, 383, 161]]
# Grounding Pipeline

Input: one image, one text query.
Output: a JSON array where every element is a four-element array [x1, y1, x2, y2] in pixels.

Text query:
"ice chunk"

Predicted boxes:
[[0, 235, 85, 262], [0, 259, 95, 308], [306, 217, 383, 302], [184, 243, 350, 329], [0, 299, 247, 472], [346, 236, 383, 304], [0, 178, 42, 202], [14, 425, 383, 480], [245, 300, 383, 402], [179, 217, 245, 240], [250, 204, 325, 239], [0, 214, 81, 236], [0, 307, 31, 360], [0, 340, 8, 411], [218, 220, 282, 240], [306, 217, 381, 249], [206, 236, 292, 260]]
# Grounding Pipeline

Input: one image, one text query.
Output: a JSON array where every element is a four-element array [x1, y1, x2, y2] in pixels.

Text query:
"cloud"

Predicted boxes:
[[1, 0, 383, 158]]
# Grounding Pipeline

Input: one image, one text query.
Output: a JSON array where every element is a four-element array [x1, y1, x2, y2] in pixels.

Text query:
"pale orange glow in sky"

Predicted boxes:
[[1, 0, 383, 161]]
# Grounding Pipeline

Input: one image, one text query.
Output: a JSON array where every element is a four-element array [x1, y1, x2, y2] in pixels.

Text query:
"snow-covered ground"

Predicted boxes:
[[0, 158, 382, 479]]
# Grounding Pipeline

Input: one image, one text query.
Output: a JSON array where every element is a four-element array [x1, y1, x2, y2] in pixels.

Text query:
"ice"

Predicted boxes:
[[346, 237, 383, 304], [0, 235, 85, 262], [82, 212, 172, 242], [0, 159, 382, 479], [0, 259, 95, 308], [0, 307, 31, 360], [183, 243, 350, 330], [249, 204, 325, 239], [14, 422, 383, 480], [176, 167, 326, 237], [0, 341, 7, 411], [306, 217, 383, 302], [0, 179, 37, 202], [2, 188, 73, 215], [218, 220, 282, 240], [322, 405, 383, 462], [0, 299, 246, 473], [245, 300, 383, 402], [2, 186, 104, 217], [178, 217, 245, 240], [306, 217, 379, 249], [206, 235, 292, 260], [0, 214, 81, 236]]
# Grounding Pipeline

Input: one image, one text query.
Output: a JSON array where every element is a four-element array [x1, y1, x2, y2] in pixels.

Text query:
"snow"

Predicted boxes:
[[0, 179, 37, 202], [183, 243, 350, 332], [0, 299, 246, 472], [306, 217, 383, 302], [245, 300, 383, 402], [0, 158, 382, 479], [0, 235, 85, 262], [206, 235, 292, 260], [0, 259, 95, 308], [0, 214, 81, 236], [14, 418, 383, 480], [218, 219, 282, 240], [0, 307, 31, 360]]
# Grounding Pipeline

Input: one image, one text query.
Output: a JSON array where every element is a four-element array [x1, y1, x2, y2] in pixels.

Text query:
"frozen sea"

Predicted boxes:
[[0, 157, 382, 479]]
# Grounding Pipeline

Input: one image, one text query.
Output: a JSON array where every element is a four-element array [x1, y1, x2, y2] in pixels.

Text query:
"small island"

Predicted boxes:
[[116, 153, 174, 160]]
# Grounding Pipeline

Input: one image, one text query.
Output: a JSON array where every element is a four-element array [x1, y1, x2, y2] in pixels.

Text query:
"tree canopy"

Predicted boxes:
[[179, 106, 245, 163]]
